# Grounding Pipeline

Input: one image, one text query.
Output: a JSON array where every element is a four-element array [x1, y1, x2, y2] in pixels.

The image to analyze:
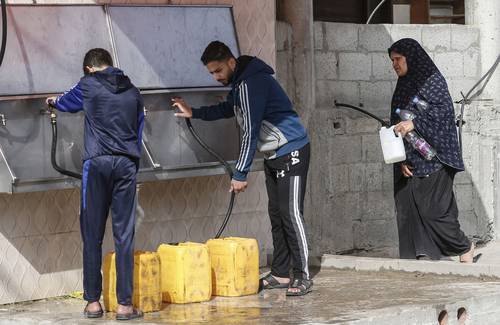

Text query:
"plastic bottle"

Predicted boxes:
[[395, 108, 416, 121], [412, 96, 429, 112], [404, 131, 437, 160], [395, 109, 437, 161]]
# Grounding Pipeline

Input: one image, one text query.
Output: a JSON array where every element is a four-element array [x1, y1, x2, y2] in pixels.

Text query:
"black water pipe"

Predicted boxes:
[[0, 0, 7, 68], [334, 101, 390, 127], [184, 118, 235, 239]]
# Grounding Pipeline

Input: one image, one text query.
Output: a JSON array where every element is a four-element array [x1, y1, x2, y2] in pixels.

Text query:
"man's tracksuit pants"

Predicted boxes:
[[81, 155, 138, 305], [264, 143, 310, 280]]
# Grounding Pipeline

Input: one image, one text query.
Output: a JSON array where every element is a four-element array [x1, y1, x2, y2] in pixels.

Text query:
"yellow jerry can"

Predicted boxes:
[[103, 251, 162, 313], [157, 242, 212, 304], [206, 237, 259, 296]]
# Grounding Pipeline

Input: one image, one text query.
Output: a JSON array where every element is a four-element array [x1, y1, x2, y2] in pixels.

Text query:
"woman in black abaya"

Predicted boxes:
[[389, 38, 477, 263]]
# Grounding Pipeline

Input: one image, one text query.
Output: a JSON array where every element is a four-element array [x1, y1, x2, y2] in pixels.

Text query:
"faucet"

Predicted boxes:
[[0, 114, 5, 126]]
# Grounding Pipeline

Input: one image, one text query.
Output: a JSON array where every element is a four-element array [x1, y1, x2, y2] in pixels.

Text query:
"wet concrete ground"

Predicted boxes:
[[1, 267, 500, 324]]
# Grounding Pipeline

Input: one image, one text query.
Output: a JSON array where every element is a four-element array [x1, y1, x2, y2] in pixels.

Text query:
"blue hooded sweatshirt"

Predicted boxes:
[[54, 67, 144, 162], [192, 56, 309, 181]]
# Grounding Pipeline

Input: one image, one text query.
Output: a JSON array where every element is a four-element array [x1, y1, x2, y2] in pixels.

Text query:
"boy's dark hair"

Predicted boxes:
[[200, 41, 235, 65], [83, 48, 113, 74]]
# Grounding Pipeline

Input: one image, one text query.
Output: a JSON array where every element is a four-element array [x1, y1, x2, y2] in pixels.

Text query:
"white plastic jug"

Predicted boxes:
[[379, 126, 406, 164]]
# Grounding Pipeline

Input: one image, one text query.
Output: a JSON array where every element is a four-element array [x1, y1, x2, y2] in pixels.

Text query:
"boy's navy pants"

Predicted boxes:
[[80, 155, 138, 306]]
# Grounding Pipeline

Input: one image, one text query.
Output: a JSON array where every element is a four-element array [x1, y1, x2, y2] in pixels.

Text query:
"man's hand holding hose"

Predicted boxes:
[[171, 97, 248, 194]]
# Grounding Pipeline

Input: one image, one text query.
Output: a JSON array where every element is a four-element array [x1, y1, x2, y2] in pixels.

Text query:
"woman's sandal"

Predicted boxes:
[[259, 273, 290, 290], [460, 243, 482, 263], [83, 302, 104, 319], [116, 308, 143, 321], [286, 278, 313, 297]]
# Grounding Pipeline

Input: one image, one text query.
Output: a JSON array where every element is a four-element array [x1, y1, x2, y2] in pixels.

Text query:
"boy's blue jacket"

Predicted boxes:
[[54, 67, 144, 162], [192, 56, 309, 181]]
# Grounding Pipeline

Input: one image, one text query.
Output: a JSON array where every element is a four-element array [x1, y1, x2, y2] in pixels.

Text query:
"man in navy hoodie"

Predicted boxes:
[[46, 48, 144, 320], [173, 41, 312, 296]]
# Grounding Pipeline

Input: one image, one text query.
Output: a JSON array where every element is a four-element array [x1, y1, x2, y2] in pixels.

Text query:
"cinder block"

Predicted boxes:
[[345, 192, 363, 222], [331, 135, 362, 165], [360, 81, 393, 110], [464, 48, 480, 78], [315, 80, 336, 108], [382, 163, 394, 192], [371, 53, 396, 81], [390, 25, 422, 44], [457, 210, 477, 238], [317, 80, 360, 108], [455, 183, 474, 212], [345, 116, 380, 135], [315, 51, 337, 80], [324, 197, 355, 252], [311, 108, 345, 138], [422, 25, 451, 51], [338, 52, 371, 81], [434, 52, 463, 78], [362, 135, 383, 162], [353, 219, 398, 249], [349, 163, 365, 192], [447, 78, 477, 101], [359, 24, 392, 52], [364, 163, 383, 191], [325, 23, 359, 51], [314, 21, 324, 50], [330, 164, 349, 193], [451, 26, 479, 51], [363, 190, 394, 221]]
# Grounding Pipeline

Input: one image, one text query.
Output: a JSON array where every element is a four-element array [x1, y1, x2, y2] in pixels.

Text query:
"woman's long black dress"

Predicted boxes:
[[389, 38, 471, 260]]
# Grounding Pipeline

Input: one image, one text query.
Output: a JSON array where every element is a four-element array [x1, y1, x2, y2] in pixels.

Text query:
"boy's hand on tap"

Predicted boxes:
[[172, 97, 193, 118], [45, 96, 57, 106]]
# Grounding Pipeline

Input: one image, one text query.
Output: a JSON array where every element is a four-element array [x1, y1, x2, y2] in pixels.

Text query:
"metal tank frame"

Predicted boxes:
[[0, 4, 263, 193]]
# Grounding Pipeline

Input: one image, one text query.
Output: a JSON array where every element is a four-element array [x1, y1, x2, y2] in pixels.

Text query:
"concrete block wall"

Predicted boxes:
[[290, 22, 485, 258]]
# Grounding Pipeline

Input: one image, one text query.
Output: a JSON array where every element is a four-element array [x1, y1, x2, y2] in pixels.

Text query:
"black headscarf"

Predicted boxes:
[[388, 38, 464, 174]]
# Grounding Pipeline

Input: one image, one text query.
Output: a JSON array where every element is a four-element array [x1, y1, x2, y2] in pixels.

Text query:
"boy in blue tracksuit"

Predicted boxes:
[[46, 49, 144, 320], [173, 41, 312, 296]]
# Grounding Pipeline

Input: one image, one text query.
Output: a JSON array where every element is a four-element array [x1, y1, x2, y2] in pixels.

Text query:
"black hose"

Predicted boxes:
[[185, 118, 235, 239], [334, 101, 390, 127], [0, 0, 6, 68], [48, 102, 82, 179]]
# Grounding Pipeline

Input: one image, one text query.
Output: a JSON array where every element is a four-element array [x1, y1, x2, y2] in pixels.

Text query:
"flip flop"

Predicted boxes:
[[84, 310, 103, 319], [116, 308, 143, 321], [286, 278, 313, 297], [259, 273, 290, 290], [473, 253, 482, 263], [83, 302, 103, 319]]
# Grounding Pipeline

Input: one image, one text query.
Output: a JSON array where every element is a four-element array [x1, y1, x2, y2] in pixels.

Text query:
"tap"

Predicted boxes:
[[0, 114, 5, 126]]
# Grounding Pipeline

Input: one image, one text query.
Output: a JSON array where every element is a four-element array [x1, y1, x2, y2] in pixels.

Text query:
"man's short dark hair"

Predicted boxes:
[[200, 41, 235, 65], [83, 48, 113, 74]]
